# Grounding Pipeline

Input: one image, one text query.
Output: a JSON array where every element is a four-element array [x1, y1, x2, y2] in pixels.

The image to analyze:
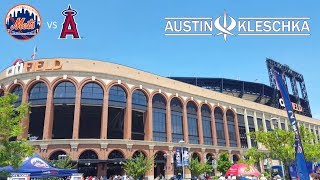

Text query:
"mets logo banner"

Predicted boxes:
[[274, 72, 310, 180]]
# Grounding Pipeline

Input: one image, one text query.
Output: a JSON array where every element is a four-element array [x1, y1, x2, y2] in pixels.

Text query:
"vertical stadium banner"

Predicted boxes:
[[175, 148, 182, 167], [182, 147, 189, 166], [274, 72, 310, 180]]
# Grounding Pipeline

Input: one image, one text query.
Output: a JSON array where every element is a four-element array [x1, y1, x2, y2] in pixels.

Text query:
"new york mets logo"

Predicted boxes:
[[30, 157, 49, 168], [5, 4, 41, 40]]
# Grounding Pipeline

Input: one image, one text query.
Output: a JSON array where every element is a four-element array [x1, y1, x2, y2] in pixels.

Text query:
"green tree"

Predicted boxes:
[[123, 153, 154, 179], [249, 125, 320, 178], [47, 156, 76, 180], [299, 126, 320, 163], [0, 93, 33, 169], [239, 148, 266, 165], [217, 152, 232, 175], [188, 157, 213, 177], [50, 155, 76, 169]]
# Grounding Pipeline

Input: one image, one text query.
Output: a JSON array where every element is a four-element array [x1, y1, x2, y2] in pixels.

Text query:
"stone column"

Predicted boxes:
[[21, 89, 29, 139], [183, 103, 189, 143], [314, 126, 318, 143], [284, 118, 289, 131], [253, 112, 261, 149], [72, 88, 81, 139], [145, 99, 153, 141], [262, 113, 267, 132], [223, 108, 230, 147], [124, 93, 132, 140], [100, 93, 108, 139], [43, 89, 54, 139], [146, 145, 155, 180], [234, 111, 241, 148], [165, 147, 174, 179], [211, 109, 217, 146], [166, 102, 172, 142], [244, 109, 252, 148], [278, 118, 282, 129], [198, 106, 204, 145]]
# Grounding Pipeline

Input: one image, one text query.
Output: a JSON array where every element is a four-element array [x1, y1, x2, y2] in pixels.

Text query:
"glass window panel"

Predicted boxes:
[[29, 82, 48, 105]]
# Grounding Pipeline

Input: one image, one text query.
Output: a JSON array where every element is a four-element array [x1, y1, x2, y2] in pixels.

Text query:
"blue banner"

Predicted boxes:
[[175, 147, 189, 167], [182, 147, 189, 166], [175, 148, 182, 167], [274, 72, 310, 180]]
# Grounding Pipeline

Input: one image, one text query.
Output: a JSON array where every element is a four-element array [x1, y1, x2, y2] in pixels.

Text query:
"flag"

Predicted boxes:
[[31, 45, 37, 60], [274, 72, 310, 180]]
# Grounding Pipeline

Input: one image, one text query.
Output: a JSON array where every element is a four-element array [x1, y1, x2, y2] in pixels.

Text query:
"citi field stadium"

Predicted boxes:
[[0, 58, 318, 179]]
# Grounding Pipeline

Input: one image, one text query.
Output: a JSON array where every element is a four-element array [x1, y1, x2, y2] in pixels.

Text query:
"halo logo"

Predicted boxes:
[[5, 4, 41, 40], [164, 10, 311, 42], [214, 11, 236, 41], [59, 5, 80, 39]]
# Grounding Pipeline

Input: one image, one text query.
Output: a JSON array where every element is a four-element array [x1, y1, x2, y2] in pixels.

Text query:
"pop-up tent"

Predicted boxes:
[[0, 154, 77, 178]]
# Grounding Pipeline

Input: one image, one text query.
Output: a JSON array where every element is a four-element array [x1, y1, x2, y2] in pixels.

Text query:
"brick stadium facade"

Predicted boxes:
[[0, 58, 319, 179]]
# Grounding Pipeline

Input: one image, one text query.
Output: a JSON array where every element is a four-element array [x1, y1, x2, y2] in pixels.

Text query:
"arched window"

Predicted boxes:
[[52, 81, 76, 139], [187, 101, 199, 144], [29, 82, 48, 105], [108, 85, 127, 139], [202, 105, 213, 145], [132, 90, 147, 140], [132, 150, 146, 159], [171, 98, 183, 143], [109, 85, 126, 107], [81, 82, 103, 105], [54, 82, 76, 104], [49, 150, 67, 160], [232, 154, 239, 164], [152, 94, 167, 142], [108, 150, 125, 160], [79, 150, 99, 160], [215, 108, 225, 146], [79, 83, 103, 139], [192, 153, 201, 162], [11, 85, 23, 106], [78, 150, 98, 177], [132, 90, 147, 110], [154, 151, 166, 178], [28, 82, 48, 140], [227, 110, 237, 147]]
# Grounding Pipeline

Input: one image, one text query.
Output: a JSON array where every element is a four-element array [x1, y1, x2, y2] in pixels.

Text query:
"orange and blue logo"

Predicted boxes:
[[5, 4, 41, 40]]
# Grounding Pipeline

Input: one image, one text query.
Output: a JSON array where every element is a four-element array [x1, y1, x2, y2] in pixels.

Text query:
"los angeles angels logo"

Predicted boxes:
[[60, 5, 80, 39]]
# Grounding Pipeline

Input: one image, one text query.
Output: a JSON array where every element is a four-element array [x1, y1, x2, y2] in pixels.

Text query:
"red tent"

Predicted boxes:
[[225, 163, 261, 177]]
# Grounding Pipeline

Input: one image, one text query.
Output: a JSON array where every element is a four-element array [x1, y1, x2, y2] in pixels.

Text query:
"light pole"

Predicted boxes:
[[179, 140, 185, 180]]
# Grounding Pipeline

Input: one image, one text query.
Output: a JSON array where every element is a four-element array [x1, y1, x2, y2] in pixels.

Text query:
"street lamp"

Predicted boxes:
[[179, 140, 185, 180]]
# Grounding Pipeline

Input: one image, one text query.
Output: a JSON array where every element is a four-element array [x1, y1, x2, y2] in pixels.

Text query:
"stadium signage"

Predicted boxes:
[[164, 10, 310, 41], [6, 59, 62, 77], [279, 98, 303, 112]]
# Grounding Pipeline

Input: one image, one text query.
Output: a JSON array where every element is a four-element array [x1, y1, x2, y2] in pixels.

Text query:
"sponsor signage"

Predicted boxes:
[[164, 10, 310, 42], [279, 98, 303, 112], [6, 59, 62, 77]]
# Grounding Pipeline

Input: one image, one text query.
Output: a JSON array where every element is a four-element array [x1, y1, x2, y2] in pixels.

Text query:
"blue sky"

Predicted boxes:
[[1, 0, 319, 118]]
